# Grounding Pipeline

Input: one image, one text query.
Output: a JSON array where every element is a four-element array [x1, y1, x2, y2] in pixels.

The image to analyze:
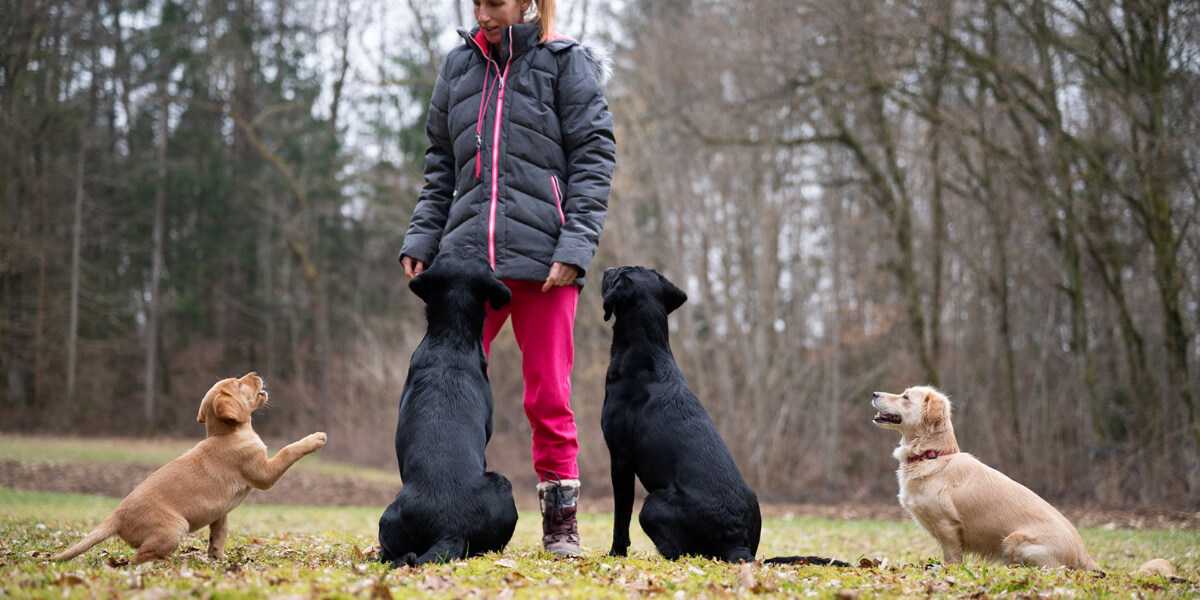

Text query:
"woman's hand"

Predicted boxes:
[[401, 255, 427, 279], [542, 262, 580, 292]]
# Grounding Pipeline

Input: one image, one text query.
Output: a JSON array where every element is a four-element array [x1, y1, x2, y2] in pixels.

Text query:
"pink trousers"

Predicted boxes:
[[483, 279, 580, 481]]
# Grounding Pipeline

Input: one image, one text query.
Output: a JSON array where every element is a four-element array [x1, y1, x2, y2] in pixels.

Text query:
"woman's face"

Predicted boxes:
[[474, 0, 529, 45]]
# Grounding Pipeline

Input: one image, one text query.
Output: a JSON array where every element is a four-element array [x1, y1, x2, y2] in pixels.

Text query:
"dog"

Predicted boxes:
[[377, 254, 518, 566], [871, 386, 1098, 570], [52, 373, 326, 563], [601, 266, 761, 562]]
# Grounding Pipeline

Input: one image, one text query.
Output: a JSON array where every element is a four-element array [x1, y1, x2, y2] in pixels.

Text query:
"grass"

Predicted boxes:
[[2, 487, 1197, 599], [0, 434, 399, 484]]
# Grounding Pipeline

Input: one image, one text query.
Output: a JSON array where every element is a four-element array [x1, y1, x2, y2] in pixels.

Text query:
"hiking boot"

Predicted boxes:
[[538, 479, 582, 557]]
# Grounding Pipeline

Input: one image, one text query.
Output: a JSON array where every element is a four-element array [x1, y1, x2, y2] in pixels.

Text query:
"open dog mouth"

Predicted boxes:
[[872, 412, 901, 425]]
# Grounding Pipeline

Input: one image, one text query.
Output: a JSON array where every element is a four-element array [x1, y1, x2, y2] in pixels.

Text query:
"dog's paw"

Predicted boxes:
[[608, 547, 628, 557], [305, 432, 327, 451]]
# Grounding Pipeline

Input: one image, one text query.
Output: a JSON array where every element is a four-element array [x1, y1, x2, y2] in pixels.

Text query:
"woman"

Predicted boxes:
[[399, 0, 614, 557]]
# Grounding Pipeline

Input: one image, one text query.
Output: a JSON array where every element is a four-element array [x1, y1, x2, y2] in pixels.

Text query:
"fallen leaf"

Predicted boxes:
[[631, 575, 665, 593], [739, 564, 757, 589], [370, 576, 393, 600], [925, 580, 951, 594], [131, 588, 173, 600], [502, 571, 527, 587], [738, 564, 775, 593], [419, 575, 453, 592], [55, 573, 86, 586], [495, 558, 518, 569]]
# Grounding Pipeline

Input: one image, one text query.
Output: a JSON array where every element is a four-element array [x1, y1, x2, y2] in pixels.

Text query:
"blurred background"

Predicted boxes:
[[1, 0, 1197, 511]]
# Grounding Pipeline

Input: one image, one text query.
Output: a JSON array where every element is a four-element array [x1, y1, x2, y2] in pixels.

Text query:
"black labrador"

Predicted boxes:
[[601, 266, 762, 562], [377, 254, 518, 566]]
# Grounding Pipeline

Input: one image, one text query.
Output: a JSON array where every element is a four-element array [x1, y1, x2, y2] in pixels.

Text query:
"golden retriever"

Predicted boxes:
[[871, 386, 1097, 570], [52, 372, 326, 563]]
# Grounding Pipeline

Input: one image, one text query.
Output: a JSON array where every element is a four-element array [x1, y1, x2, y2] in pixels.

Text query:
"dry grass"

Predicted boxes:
[[2, 487, 1197, 599]]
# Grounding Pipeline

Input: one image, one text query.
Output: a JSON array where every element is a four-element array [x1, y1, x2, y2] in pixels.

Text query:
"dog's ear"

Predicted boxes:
[[213, 390, 250, 424], [409, 270, 439, 304], [237, 371, 261, 400], [480, 276, 511, 310], [601, 278, 626, 322], [197, 394, 211, 423], [922, 390, 948, 428], [657, 273, 688, 315]]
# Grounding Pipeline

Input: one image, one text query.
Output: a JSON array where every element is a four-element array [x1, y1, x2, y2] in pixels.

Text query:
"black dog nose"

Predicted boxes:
[[871, 392, 881, 399]]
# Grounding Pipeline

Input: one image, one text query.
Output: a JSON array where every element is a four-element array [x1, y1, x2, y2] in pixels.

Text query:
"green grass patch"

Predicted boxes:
[[0, 434, 398, 484], [2, 487, 1196, 598]]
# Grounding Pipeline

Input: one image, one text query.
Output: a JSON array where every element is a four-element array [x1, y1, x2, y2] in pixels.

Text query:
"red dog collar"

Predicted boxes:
[[907, 449, 955, 464]]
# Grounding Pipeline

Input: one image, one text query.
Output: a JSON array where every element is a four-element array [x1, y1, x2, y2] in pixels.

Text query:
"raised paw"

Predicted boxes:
[[304, 432, 327, 452]]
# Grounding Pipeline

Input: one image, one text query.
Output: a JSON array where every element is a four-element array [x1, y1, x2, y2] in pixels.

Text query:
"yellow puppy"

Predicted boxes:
[[52, 372, 326, 563], [871, 386, 1097, 570]]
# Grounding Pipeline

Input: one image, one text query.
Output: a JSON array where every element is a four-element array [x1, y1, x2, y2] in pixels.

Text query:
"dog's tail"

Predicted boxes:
[[1132, 558, 1174, 578], [408, 537, 466, 566], [763, 555, 851, 567], [51, 517, 117, 561]]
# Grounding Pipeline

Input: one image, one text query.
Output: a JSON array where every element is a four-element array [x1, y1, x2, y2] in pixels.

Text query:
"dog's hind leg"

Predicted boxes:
[[1001, 531, 1060, 568], [132, 520, 187, 564], [639, 492, 688, 560], [470, 473, 518, 556], [412, 538, 466, 565], [378, 499, 417, 567]]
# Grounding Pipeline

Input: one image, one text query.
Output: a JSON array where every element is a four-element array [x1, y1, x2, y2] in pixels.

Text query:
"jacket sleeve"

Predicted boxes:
[[553, 46, 616, 276], [399, 59, 456, 265]]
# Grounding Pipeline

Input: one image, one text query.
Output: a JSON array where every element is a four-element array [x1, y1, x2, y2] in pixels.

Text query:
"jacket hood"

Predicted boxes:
[[458, 23, 612, 87]]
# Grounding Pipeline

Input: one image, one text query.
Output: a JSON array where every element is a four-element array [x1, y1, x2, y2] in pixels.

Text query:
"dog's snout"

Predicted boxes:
[[872, 391, 881, 399]]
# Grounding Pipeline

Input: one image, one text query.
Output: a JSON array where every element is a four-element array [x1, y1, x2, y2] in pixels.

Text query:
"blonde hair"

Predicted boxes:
[[526, 0, 556, 42]]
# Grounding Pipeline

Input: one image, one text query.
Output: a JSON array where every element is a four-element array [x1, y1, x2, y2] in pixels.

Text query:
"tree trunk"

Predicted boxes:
[[67, 135, 84, 406], [824, 193, 845, 487], [144, 85, 168, 425]]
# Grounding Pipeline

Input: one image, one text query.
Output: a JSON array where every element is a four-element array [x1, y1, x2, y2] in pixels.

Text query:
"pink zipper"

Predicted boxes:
[[486, 33, 514, 271], [473, 64, 492, 180], [469, 35, 500, 181], [550, 175, 565, 224]]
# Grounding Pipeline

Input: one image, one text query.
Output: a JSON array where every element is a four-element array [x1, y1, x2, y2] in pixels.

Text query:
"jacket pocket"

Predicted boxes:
[[550, 175, 565, 225]]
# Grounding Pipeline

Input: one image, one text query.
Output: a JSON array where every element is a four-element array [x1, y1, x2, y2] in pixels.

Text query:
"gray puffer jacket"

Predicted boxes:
[[400, 23, 615, 285]]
